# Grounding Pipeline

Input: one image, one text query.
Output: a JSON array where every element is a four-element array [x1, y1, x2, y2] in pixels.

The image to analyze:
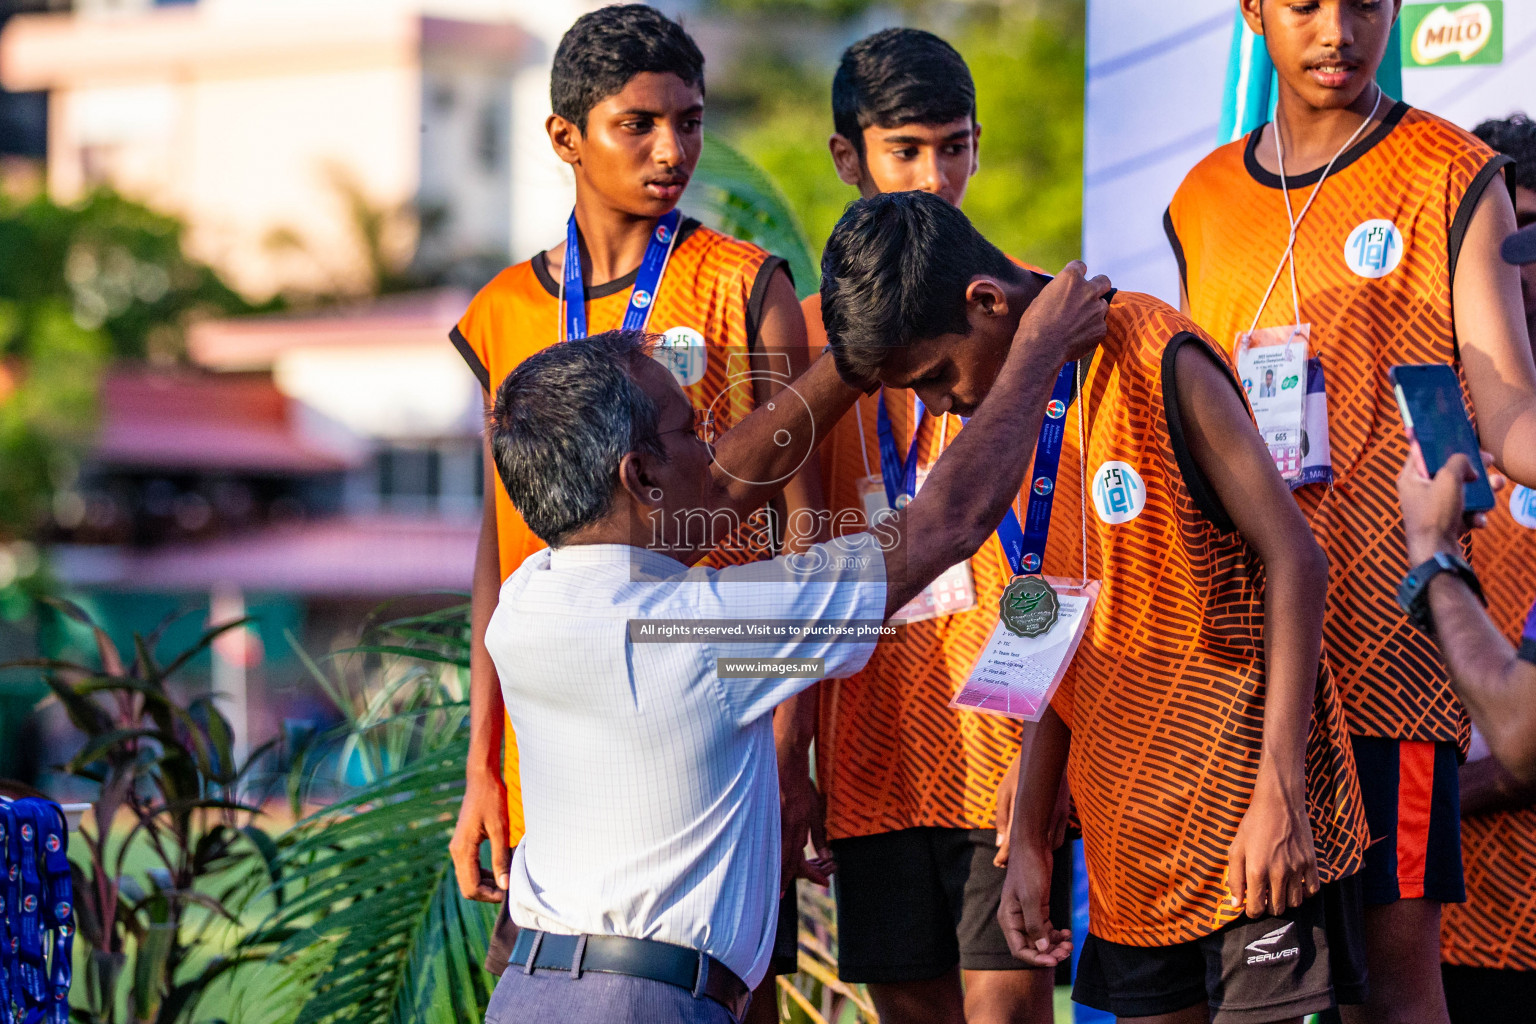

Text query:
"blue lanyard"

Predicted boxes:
[[889, 361, 1075, 578], [1, 799, 73, 1024], [561, 209, 681, 341], [875, 392, 926, 509], [1007, 364, 1078, 575]]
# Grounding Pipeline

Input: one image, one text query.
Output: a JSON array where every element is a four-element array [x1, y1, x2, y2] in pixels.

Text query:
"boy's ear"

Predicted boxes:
[[1239, 0, 1263, 36], [547, 113, 583, 167], [964, 277, 1010, 319], [829, 134, 865, 189]]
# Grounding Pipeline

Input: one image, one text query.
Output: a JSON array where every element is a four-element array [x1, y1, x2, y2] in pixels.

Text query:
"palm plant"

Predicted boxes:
[[690, 135, 821, 298], [236, 602, 495, 1024]]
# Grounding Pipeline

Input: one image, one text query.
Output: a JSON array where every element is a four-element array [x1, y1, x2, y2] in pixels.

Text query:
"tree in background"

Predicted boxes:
[[0, 190, 259, 570], [708, 0, 1085, 279]]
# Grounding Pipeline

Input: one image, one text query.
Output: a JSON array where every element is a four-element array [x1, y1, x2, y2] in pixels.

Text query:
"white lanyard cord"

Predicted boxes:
[[855, 390, 873, 479], [1247, 86, 1384, 337]]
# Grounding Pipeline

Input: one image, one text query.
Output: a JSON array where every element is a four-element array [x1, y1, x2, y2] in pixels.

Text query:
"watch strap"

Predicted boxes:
[[1396, 551, 1483, 635]]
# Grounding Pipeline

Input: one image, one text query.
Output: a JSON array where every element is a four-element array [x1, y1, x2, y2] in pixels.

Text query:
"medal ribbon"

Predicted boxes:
[[875, 391, 926, 510], [957, 363, 1076, 576], [561, 209, 681, 342]]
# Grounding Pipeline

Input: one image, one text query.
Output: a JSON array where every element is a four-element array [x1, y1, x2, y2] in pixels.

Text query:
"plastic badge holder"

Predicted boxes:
[[950, 577, 1100, 721]]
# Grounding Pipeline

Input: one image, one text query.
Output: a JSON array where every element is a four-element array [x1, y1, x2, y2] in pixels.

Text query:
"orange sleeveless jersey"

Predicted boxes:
[[805, 266, 1039, 839], [1441, 488, 1536, 971], [452, 219, 782, 841], [1166, 103, 1511, 747], [1045, 293, 1366, 946]]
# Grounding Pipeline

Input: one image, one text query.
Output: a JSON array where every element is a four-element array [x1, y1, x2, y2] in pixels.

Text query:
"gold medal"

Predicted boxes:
[[999, 575, 1060, 638]]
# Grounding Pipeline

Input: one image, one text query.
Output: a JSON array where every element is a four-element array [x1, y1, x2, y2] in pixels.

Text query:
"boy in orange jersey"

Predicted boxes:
[[784, 29, 1064, 1024], [821, 191, 1369, 1024], [443, 5, 818, 1007], [1165, 4, 1536, 1021], [1437, 115, 1536, 1024]]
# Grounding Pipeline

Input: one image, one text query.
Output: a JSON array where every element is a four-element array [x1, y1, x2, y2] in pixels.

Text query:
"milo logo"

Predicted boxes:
[[1404, 2, 1502, 67]]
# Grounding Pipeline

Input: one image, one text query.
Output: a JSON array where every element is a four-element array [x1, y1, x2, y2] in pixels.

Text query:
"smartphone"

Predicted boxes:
[[1389, 363, 1495, 513]]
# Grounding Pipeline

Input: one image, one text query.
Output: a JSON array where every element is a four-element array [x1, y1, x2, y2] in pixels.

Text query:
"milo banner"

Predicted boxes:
[[1403, 2, 1504, 68]]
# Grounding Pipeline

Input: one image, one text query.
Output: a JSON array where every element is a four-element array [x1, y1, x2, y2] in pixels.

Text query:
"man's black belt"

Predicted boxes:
[[508, 929, 751, 1020]]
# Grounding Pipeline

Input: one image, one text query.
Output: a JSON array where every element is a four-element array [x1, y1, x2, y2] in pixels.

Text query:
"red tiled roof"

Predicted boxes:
[[50, 515, 477, 596], [187, 289, 471, 370], [97, 367, 364, 473]]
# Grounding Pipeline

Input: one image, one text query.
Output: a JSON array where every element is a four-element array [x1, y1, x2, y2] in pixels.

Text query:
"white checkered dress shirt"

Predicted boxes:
[[487, 533, 887, 987]]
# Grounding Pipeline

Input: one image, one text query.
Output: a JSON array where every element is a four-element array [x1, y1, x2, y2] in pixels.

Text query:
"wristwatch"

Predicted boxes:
[[1395, 550, 1484, 636]]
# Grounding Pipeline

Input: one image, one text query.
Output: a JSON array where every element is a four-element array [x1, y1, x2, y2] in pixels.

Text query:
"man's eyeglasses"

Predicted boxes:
[[655, 407, 718, 446]]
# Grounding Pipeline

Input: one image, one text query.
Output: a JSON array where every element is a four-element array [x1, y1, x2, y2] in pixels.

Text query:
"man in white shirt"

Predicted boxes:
[[480, 263, 1109, 1024]]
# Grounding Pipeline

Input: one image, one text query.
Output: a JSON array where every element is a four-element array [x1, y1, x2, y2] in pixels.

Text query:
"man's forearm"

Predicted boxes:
[[1459, 755, 1536, 816], [889, 338, 1064, 612], [1428, 573, 1536, 782], [708, 354, 863, 517]]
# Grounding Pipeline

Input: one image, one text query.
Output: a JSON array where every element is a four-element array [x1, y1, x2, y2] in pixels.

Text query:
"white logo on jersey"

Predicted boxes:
[[654, 326, 707, 387], [1344, 219, 1404, 279], [1511, 485, 1536, 530], [1091, 461, 1146, 525]]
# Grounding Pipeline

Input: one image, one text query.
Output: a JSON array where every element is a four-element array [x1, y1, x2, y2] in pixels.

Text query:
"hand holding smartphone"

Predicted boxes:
[[1389, 363, 1496, 514]]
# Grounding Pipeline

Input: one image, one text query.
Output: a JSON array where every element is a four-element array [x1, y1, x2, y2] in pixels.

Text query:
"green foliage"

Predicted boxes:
[[0, 188, 259, 554], [689, 136, 820, 298], [239, 603, 494, 1024], [3, 598, 277, 1024], [719, 1, 1085, 274], [0, 188, 259, 362]]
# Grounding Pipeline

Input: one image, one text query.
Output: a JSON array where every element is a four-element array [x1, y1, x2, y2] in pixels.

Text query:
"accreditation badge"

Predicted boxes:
[[1236, 324, 1310, 480], [952, 577, 1100, 722], [857, 470, 977, 624]]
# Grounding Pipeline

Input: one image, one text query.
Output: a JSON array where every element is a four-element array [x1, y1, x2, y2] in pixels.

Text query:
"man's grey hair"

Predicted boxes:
[[489, 329, 667, 546]]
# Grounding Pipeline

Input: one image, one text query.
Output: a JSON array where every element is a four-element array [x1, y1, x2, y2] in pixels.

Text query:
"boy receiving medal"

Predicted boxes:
[[820, 191, 1368, 1024]]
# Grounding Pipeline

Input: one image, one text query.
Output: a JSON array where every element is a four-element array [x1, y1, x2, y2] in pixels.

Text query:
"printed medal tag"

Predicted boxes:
[[1236, 324, 1310, 481], [857, 471, 977, 624], [952, 577, 1100, 721]]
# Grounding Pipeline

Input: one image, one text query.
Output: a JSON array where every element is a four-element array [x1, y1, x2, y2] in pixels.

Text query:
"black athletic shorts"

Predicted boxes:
[[830, 826, 1071, 984], [1073, 875, 1368, 1024], [1442, 963, 1536, 1024], [1352, 736, 1465, 905]]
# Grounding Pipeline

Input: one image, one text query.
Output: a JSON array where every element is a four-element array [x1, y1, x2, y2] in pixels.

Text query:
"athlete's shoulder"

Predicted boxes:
[[1173, 136, 1250, 199], [677, 221, 772, 277], [464, 258, 545, 315], [1396, 105, 1496, 158], [1107, 289, 1209, 342]]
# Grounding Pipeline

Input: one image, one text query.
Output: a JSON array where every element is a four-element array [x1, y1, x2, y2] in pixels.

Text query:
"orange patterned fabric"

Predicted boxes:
[[1168, 103, 1507, 747], [452, 220, 777, 843], [806, 290, 1020, 839], [1046, 293, 1366, 946], [1441, 489, 1536, 970], [806, 262, 1048, 840]]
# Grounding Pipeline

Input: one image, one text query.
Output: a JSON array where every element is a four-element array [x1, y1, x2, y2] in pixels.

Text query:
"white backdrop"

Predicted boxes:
[[1083, 1, 1536, 304]]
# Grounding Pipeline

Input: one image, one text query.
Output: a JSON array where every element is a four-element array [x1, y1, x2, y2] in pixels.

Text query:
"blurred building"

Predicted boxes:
[[0, 0, 599, 298]]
